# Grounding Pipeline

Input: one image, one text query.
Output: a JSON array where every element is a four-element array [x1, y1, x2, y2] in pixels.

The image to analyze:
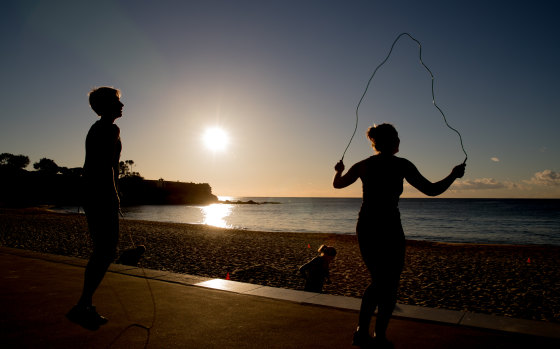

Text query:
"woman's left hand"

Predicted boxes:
[[452, 163, 466, 178]]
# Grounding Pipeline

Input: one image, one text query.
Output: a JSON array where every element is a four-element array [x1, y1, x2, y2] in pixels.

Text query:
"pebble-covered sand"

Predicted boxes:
[[1, 208, 559, 323]]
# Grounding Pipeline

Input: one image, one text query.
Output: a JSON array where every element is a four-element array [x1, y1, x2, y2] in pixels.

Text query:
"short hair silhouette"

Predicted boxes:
[[88, 87, 121, 116]]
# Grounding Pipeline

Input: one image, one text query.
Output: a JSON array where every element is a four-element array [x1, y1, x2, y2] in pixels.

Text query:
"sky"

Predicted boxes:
[[1, 0, 559, 198]]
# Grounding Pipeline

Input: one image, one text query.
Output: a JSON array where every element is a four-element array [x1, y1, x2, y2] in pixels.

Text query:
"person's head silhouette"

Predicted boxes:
[[88, 87, 123, 121], [367, 123, 400, 155]]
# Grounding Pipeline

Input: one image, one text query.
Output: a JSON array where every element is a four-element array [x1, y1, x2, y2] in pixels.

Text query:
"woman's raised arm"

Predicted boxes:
[[405, 162, 465, 196], [333, 160, 362, 189]]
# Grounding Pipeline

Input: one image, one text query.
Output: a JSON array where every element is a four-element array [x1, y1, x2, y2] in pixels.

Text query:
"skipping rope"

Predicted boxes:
[[340, 32, 468, 164], [105, 210, 157, 349]]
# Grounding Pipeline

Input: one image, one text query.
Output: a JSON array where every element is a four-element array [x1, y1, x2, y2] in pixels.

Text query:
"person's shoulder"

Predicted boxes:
[[392, 155, 411, 164], [88, 120, 119, 138], [354, 157, 374, 167], [300, 256, 319, 269], [87, 120, 103, 134], [393, 156, 417, 171], [347, 158, 370, 175], [89, 119, 101, 128], [89, 119, 111, 130], [361, 154, 389, 166], [98, 120, 120, 134], [310, 256, 323, 264]]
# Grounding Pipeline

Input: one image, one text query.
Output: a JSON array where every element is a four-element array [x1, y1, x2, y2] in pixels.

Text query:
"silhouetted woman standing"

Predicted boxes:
[[333, 123, 465, 348]]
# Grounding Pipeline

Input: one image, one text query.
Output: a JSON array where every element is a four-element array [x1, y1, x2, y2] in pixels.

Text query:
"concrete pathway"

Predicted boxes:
[[2, 247, 559, 348]]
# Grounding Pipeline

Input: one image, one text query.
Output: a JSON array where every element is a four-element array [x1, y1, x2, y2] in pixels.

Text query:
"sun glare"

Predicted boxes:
[[203, 127, 229, 152], [201, 203, 232, 228]]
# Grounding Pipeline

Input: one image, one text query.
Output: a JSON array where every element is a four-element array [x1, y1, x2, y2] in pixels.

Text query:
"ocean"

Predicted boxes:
[[116, 198, 560, 246]]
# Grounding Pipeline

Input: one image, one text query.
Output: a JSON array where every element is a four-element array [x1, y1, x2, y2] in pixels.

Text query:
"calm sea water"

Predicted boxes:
[[116, 198, 560, 246]]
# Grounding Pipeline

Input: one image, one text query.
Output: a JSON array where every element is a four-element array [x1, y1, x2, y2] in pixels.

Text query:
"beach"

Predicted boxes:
[[1, 208, 559, 323]]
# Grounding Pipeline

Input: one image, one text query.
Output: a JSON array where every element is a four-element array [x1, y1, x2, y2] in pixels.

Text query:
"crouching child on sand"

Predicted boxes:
[[299, 245, 337, 293]]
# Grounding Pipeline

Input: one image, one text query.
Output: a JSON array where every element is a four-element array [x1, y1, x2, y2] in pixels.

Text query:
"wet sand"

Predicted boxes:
[[1, 208, 559, 323]]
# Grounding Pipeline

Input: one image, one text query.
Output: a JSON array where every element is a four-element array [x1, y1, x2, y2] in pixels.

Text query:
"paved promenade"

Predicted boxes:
[[2, 247, 559, 348]]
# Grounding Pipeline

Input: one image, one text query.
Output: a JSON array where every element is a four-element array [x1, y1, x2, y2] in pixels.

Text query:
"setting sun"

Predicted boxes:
[[203, 127, 229, 152]]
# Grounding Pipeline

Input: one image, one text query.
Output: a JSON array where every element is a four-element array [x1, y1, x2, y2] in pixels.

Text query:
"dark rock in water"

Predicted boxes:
[[220, 200, 281, 205]]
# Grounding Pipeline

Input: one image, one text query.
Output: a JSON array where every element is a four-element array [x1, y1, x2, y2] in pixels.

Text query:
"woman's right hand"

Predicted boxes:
[[334, 160, 345, 173]]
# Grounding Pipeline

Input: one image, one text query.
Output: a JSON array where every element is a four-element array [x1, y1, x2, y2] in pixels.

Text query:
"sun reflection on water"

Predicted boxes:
[[201, 204, 232, 228]]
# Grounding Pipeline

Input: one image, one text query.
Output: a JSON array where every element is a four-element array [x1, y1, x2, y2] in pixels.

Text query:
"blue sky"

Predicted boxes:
[[1, 0, 559, 198]]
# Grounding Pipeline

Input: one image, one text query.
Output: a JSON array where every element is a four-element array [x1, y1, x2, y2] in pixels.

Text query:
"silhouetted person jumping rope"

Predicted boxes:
[[333, 123, 465, 348], [66, 87, 124, 330]]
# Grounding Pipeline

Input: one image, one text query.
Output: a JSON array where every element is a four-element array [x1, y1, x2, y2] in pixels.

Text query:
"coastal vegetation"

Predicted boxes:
[[0, 152, 218, 207]]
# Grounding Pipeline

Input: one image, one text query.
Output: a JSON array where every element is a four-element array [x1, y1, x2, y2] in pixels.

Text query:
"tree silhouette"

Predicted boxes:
[[59, 167, 83, 177], [119, 159, 141, 178], [33, 158, 60, 175], [0, 153, 30, 170], [119, 161, 129, 177], [1, 153, 216, 206]]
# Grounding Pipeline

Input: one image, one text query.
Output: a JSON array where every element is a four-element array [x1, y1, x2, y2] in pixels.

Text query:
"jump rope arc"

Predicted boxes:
[[340, 32, 468, 164], [100, 33, 468, 348], [105, 210, 156, 349]]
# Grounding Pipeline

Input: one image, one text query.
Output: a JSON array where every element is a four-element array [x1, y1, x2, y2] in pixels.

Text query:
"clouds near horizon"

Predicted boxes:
[[453, 178, 510, 190], [525, 170, 560, 187], [449, 169, 560, 197]]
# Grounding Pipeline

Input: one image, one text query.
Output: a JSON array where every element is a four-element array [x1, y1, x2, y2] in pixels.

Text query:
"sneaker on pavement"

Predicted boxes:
[[352, 330, 375, 347], [66, 305, 108, 330]]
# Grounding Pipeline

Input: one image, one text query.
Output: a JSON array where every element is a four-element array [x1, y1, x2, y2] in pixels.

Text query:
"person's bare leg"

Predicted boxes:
[[77, 255, 112, 307]]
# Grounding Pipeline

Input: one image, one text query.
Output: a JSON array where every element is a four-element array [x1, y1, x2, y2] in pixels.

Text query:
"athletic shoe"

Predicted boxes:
[[352, 330, 375, 347], [66, 305, 108, 330], [352, 331, 394, 348]]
